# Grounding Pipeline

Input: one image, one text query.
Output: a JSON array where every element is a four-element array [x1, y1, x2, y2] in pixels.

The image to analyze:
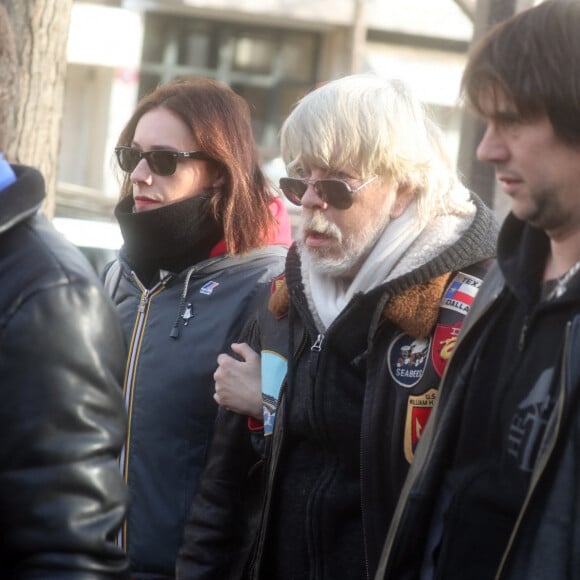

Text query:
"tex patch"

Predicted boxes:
[[404, 388, 437, 463], [388, 333, 431, 388], [431, 321, 463, 377], [440, 271, 482, 315]]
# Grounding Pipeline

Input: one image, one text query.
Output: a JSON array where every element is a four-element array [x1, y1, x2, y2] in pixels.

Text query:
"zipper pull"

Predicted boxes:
[[137, 291, 149, 313], [311, 333, 324, 352], [309, 333, 325, 379], [182, 302, 194, 326]]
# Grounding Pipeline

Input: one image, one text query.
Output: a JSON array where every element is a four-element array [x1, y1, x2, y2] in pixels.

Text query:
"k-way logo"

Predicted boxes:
[[440, 272, 482, 315], [200, 281, 220, 295]]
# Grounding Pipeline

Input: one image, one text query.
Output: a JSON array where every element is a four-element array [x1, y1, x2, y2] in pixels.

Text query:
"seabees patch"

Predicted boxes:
[[404, 388, 437, 463], [388, 333, 431, 388]]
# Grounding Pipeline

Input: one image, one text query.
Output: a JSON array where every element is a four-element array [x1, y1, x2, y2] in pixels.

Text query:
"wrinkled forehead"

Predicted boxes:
[[287, 144, 363, 178]]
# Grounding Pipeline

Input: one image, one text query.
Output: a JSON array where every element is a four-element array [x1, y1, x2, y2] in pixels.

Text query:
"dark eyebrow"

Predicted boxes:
[[130, 141, 179, 152], [489, 110, 522, 124]]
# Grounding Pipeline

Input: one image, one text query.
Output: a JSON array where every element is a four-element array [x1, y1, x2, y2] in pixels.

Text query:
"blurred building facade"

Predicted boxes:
[[59, 0, 473, 221]]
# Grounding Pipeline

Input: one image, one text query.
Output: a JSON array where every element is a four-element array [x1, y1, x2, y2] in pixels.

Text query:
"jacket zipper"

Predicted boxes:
[[518, 315, 530, 351], [249, 326, 309, 579], [117, 273, 165, 549], [309, 332, 325, 379], [495, 321, 570, 579]]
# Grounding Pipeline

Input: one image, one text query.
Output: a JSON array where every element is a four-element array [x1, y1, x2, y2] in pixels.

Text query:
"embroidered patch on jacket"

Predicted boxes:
[[388, 333, 431, 388], [404, 388, 438, 463], [261, 349, 288, 436], [431, 321, 463, 377], [440, 272, 482, 315], [200, 281, 219, 295], [269, 273, 289, 320], [271, 273, 286, 295]]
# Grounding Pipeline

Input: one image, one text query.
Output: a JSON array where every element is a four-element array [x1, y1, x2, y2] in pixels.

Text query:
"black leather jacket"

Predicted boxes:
[[0, 165, 129, 578]]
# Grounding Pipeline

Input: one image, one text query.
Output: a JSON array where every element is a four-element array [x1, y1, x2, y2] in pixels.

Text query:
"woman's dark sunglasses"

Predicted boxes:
[[114, 146, 210, 176], [279, 176, 377, 210]]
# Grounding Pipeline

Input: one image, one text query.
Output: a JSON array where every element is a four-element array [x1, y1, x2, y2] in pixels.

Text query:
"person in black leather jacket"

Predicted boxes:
[[177, 74, 498, 580], [0, 6, 129, 577], [377, 2, 580, 579]]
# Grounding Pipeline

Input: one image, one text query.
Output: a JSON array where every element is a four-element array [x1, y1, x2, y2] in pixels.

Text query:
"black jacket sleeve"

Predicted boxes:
[[177, 408, 264, 580], [0, 279, 129, 578]]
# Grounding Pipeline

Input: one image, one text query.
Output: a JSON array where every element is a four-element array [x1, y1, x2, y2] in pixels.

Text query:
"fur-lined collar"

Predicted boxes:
[[269, 272, 453, 339], [268, 191, 498, 339]]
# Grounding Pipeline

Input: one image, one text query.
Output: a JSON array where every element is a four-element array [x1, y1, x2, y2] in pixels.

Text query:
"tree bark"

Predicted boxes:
[[350, 0, 367, 74], [457, 0, 535, 216], [1, 0, 72, 217]]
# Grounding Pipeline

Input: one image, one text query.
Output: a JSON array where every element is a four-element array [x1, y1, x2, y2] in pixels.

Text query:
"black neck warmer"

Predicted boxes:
[[115, 193, 224, 285]]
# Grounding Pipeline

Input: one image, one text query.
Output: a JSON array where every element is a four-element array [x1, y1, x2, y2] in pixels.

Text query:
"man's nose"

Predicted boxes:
[[476, 124, 509, 163], [300, 181, 328, 210]]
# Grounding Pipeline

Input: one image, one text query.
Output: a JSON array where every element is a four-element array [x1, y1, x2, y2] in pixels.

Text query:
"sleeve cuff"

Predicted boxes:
[[247, 416, 264, 432]]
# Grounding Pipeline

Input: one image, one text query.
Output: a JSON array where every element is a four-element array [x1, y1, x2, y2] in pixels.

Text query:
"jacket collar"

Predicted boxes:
[[269, 270, 452, 339], [497, 213, 550, 308], [0, 164, 45, 235], [270, 192, 497, 338]]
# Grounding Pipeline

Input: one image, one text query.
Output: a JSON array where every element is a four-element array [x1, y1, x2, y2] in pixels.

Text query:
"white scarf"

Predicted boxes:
[[301, 196, 476, 330]]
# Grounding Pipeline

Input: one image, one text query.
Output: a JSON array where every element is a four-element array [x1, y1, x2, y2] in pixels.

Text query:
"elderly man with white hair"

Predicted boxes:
[[177, 74, 498, 580]]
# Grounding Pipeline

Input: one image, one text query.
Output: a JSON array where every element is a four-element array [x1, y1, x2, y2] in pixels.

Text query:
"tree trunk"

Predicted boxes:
[[457, 0, 535, 217], [350, 0, 367, 74], [1, 0, 72, 217]]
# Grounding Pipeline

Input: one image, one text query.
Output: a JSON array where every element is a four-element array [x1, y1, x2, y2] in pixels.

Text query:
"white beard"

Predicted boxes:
[[300, 201, 424, 329], [299, 203, 392, 278]]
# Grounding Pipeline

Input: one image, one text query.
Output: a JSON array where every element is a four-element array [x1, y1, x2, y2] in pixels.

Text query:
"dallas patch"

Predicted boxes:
[[432, 321, 463, 377], [404, 388, 437, 463], [388, 333, 431, 388], [440, 272, 482, 315]]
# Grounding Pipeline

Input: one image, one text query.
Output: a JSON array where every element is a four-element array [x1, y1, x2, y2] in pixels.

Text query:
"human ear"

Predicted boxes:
[[390, 183, 414, 219], [212, 174, 226, 188]]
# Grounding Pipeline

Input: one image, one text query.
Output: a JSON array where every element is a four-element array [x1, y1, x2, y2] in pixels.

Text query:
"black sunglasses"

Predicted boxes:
[[114, 146, 211, 176], [279, 176, 377, 210]]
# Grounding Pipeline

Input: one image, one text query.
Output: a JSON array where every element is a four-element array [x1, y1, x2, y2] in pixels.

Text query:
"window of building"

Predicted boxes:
[[139, 14, 319, 153]]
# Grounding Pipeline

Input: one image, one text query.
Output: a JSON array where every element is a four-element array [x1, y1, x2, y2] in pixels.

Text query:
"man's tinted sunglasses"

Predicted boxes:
[[115, 146, 211, 176], [279, 176, 377, 210]]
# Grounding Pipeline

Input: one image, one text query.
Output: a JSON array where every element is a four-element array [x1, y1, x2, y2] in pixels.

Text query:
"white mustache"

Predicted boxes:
[[300, 211, 342, 241]]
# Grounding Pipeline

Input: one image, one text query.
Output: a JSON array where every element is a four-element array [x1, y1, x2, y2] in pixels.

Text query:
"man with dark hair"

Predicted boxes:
[[0, 6, 129, 577], [377, 2, 580, 578]]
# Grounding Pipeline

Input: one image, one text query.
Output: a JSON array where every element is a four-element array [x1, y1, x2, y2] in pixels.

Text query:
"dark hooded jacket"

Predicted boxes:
[[377, 213, 580, 580], [177, 192, 498, 580]]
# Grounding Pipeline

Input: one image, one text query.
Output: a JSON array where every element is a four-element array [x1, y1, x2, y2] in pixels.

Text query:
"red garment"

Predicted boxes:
[[209, 197, 292, 257]]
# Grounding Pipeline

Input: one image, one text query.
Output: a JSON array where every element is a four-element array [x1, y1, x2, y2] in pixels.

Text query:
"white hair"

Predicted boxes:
[[280, 74, 472, 225]]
